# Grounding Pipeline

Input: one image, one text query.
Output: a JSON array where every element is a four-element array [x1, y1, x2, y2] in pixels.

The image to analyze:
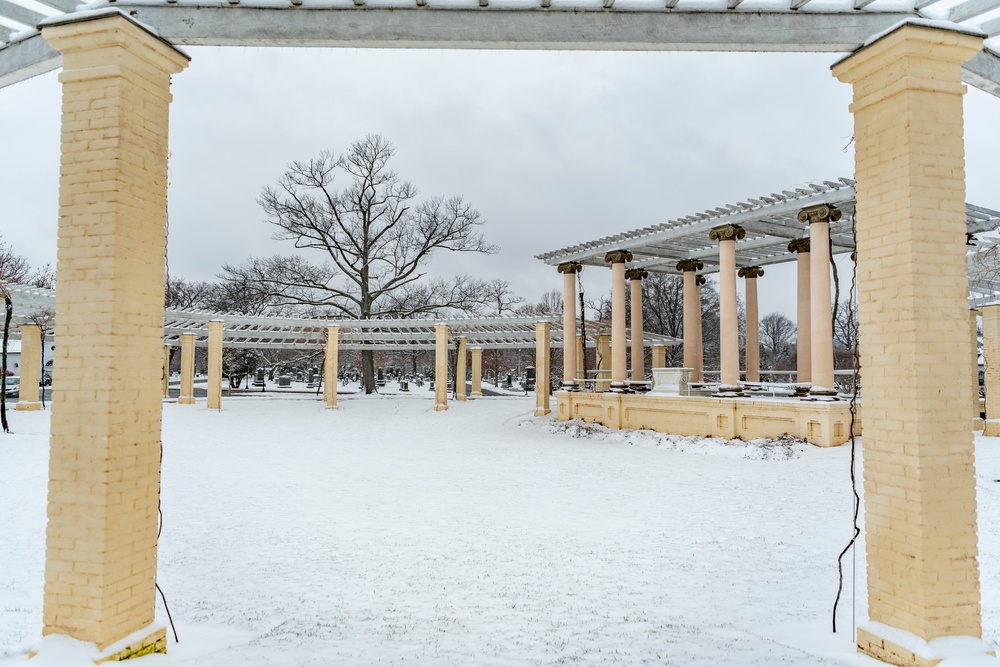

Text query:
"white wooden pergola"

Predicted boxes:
[[7, 284, 680, 350], [536, 176, 1000, 278], [1, 0, 1000, 93]]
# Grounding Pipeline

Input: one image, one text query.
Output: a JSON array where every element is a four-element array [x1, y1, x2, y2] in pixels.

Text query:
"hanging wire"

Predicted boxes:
[[578, 271, 588, 389], [833, 212, 861, 634]]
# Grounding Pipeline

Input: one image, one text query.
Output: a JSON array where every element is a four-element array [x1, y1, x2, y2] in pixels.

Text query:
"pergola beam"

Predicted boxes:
[[949, 0, 1000, 24]]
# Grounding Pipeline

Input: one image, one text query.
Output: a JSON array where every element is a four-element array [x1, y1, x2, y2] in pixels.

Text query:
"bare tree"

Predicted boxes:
[[227, 135, 497, 392], [518, 289, 562, 316], [482, 279, 524, 316], [759, 312, 796, 370]]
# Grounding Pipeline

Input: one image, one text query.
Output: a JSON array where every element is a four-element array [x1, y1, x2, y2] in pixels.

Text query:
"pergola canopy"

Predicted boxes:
[[1, 0, 1000, 94], [7, 284, 680, 350], [536, 176, 1000, 277]]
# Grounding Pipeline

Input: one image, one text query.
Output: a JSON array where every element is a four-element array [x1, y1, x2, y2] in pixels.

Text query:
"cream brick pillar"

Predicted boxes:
[[535, 320, 551, 416], [178, 332, 196, 405], [206, 320, 223, 410], [626, 268, 648, 383], [677, 260, 704, 382], [651, 345, 666, 369], [739, 266, 764, 383], [800, 205, 840, 398], [455, 336, 468, 401], [434, 324, 448, 411], [694, 275, 705, 382], [470, 347, 483, 398], [15, 324, 42, 411], [162, 344, 171, 399], [982, 305, 1000, 436], [788, 239, 812, 386], [558, 262, 582, 389], [710, 224, 745, 395], [324, 326, 339, 410], [596, 334, 611, 392], [972, 310, 983, 430], [834, 22, 986, 662], [605, 250, 632, 392], [40, 10, 189, 657]]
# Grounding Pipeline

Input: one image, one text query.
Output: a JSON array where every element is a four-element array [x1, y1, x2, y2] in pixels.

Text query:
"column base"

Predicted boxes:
[[32, 625, 168, 664], [434, 404, 448, 412], [792, 383, 812, 397], [562, 381, 580, 391], [984, 419, 1000, 437], [325, 404, 338, 411], [456, 395, 468, 402], [15, 401, 42, 411], [470, 391, 483, 398], [803, 386, 840, 401], [972, 417, 984, 431], [177, 397, 195, 405], [534, 408, 551, 417], [857, 622, 995, 667], [608, 382, 630, 393], [713, 384, 744, 397]]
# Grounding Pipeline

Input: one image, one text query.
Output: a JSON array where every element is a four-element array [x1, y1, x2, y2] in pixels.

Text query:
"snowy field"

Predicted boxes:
[[2, 391, 1000, 666]]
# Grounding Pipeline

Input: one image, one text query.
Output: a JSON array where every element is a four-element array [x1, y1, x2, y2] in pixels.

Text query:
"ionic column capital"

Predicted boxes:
[[738, 266, 765, 279], [676, 259, 704, 273], [604, 250, 633, 264], [557, 261, 583, 274], [797, 204, 842, 224], [788, 238, 811, 254], [696, 275, 707, 286], [625, 268, 648, 281], [709, 224, 745, 243]]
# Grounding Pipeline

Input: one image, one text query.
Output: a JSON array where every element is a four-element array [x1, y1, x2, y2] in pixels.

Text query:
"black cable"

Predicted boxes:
[[833, 213, 861, 634], [156, 442, 180, 643]]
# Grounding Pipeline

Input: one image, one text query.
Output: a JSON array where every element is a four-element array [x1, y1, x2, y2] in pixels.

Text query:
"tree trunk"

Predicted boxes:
[[361, 349, 376, 394]]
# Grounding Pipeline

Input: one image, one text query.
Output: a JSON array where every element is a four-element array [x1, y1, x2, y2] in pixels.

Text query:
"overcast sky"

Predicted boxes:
[[1, 46, 998, 319]]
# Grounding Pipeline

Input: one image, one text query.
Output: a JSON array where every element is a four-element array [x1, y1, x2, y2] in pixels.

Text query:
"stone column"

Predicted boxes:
[[651, 345, 666, 369], [40, 11, 189, 657], [799, 205, 840, 398], [16, 323, 42, 411], [626, 268, 648, 383], [324, 326, 339, 410], [605, 250, 633, 392], [206, 320, 223, 410], [694, 275, 705, 382], [677, 260, 704, 382], [178, 332, 196, 405], [788, 239, 812, 386], [434, 324, 449, 411], [162, 344, 171, 399], [834, 23, 986, 661], [470, 347, 483, 398], [455, 336, 468, 401], [983, 306, 1000, 436], [709, 224, 745, 395], [739, 266, 764, 383], [558, 262, 582, 389], [596, 334, 611, 392], [972, 310, 983, 430], [535, 320, 551, 416]]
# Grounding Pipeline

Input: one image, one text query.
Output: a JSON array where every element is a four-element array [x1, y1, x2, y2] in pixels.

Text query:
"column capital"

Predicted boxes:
[[797, 204, 842, 224], [625, 268, 648, 281], [696, 275, 707, 286], [788, 238, 811, 254], [709, 224, 745, 242], [676, 259, 704, 273], [604, 250, 633, 264], [738, 266, 765, 279], [557, 261, 583, 274]]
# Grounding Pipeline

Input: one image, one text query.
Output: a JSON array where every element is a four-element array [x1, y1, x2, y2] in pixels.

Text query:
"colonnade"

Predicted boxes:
[[556, 206, 842, 397], [160, 321, 548, 415]]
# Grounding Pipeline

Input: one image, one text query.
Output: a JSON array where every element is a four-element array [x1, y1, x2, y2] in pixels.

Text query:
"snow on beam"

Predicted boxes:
[[949, 0, 1000, 23], [0, 32, 61, 89], [963, 47, 1000, 97], [0, 0, 45, 29], [981, 15, 1000, 36], [30, 0, 77, 12]]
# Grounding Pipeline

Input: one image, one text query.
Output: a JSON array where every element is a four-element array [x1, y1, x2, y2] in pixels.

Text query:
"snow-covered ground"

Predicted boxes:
[[2, 393, 1000, 666]]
